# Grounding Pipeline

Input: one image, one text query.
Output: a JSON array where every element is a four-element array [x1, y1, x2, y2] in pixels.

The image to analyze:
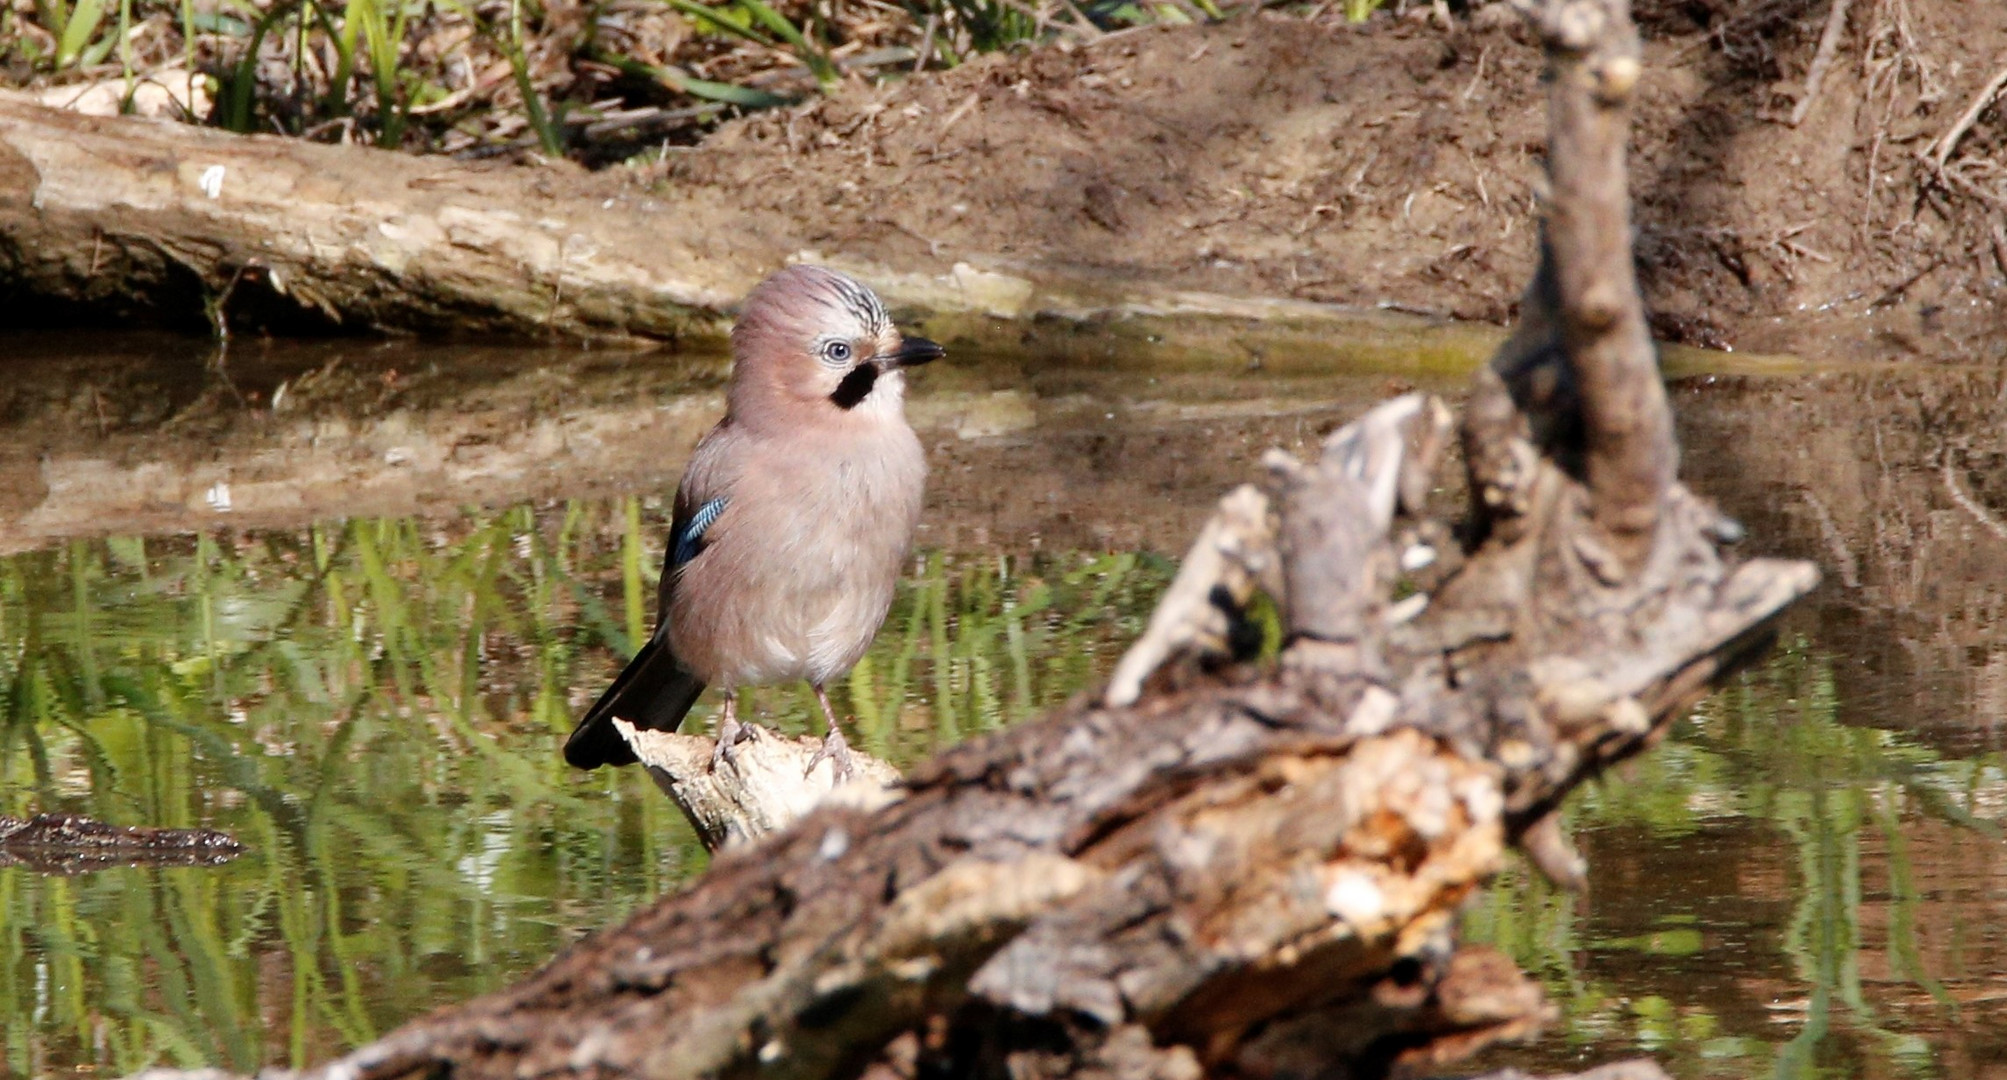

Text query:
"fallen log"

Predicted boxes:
[[0, 91, 762, 339], [116, 0, 1817, 1077], [261, 397, 1801, 1080], [0, 86, 1411, 344]]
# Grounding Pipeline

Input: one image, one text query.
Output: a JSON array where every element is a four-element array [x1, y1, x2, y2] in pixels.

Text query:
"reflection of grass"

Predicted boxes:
[[25, 507, 1991, 1080], [1468, 638, 2002, 1079], [0, 501, 1169, 1077]]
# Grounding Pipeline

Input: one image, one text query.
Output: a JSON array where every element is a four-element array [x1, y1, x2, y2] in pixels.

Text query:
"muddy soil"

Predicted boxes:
[[606, 0, 2007, 361]]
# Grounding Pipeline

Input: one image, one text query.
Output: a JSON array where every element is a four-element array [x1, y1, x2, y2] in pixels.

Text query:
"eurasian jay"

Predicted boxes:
[[564, 265, 941, 776]]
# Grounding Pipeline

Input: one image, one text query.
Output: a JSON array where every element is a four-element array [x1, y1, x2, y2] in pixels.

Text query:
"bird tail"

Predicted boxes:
[[564, 635, 707, 770]]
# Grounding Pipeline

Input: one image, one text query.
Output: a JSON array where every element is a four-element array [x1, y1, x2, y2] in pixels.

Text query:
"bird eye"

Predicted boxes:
[[822, 340, 853, 364]]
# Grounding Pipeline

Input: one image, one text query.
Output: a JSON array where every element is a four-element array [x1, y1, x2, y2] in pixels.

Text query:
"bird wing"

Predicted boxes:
[[669, 495, 729, 571], [563, 418, 743, 770], [658, 416, 743, 612]]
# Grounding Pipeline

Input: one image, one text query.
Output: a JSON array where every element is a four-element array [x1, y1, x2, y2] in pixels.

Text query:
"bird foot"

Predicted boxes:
[[710, 714, 755, 772], [805, 725, 857, 785]]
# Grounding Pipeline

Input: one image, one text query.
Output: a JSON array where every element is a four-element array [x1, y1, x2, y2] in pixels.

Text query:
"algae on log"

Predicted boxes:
[[0, 91, 764, 338], [111, 0, 1817, 1077]]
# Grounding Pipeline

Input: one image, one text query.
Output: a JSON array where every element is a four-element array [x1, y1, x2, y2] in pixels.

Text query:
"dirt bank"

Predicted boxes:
[[633, 0, 2007, 360]]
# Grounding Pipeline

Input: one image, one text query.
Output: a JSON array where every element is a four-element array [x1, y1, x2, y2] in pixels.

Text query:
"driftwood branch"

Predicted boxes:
[[253, 382, 1805, 1080], [1924, 62, 2007, 172], [115, 2, 1815, 1078], [1790, 0, 1852, 127], [620, 720, 903, 851], [1492, 0, 1677, 571], [1103, 483, 1278, 708]]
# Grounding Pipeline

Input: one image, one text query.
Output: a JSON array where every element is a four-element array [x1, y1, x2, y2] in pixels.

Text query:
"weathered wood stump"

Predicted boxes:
[[117, 1, 1817, 1078]]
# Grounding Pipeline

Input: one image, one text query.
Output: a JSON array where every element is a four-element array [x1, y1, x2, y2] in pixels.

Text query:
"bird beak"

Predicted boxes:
[[874, 336, 945, 369]]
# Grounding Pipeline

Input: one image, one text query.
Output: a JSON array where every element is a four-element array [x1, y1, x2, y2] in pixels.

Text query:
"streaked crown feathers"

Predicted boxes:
[[734, 265, 891, 349]]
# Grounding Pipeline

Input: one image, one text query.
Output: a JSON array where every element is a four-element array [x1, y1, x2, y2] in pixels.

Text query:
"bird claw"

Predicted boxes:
[[710, 714, 753, 772], [805, 726, 856, 785]]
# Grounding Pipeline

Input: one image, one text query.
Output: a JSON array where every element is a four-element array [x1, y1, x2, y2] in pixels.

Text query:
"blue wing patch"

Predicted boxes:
[[671, 497, 728, 570]]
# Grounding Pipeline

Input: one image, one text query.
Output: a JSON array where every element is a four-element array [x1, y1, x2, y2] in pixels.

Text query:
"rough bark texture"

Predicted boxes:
[[111, 2, 1818, 1078], [0, 88, 1270, 341], [1533, 0, 1677, 566], [0, 84, 1439, 346]]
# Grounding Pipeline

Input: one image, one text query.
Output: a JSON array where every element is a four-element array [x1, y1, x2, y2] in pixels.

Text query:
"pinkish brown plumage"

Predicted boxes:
[[565, 266, 941, 774]]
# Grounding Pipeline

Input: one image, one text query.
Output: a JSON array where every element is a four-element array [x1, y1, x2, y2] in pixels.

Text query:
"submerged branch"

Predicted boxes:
[[0, 813, 243, 873]]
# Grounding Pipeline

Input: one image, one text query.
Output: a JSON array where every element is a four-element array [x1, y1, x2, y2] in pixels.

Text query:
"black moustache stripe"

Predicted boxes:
[[830, 363, 879, 410]]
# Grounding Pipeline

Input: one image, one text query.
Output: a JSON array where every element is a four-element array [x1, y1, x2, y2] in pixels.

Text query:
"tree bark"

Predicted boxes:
[[114, 2, 1818, 1078], [247, 385, 1806, 1080], [1460, 0, 1678, 574]]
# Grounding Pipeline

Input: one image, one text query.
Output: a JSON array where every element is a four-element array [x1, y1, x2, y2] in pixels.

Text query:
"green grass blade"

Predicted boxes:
[[677, 73, 791, 107], [499, 0, 564, 155], [655, 0, 775, 48], [55, 0, 107, 67], [590, 48, 791, 107], [187, 10, 248, 34], [621, 497, 646, 648], [223, 0, 298, 131]]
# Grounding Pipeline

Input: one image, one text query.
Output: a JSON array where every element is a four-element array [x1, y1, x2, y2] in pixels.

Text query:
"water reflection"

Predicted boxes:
[[1469, 638, 2007, 1078], [2, 345, 2006, 1080], [0, 508, 1168, 1077]]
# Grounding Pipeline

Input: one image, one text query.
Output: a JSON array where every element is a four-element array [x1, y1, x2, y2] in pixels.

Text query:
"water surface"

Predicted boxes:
[[1, 330, 2002, 1079]]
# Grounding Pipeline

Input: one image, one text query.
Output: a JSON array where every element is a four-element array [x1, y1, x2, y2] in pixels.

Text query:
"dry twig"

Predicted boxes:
[[1790, 0, 1851, 126], [1925, 61, 2007, 171]]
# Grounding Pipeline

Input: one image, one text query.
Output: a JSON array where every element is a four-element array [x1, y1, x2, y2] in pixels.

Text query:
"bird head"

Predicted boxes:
[[728, 265, 944, 426]]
